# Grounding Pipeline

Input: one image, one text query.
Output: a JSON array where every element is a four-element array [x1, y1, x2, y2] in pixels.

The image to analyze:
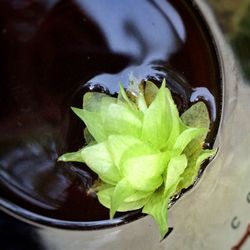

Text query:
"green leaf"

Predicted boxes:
[[161, 84, 181, 150], [97, 185, 150, 212], [144, 80, 159, 106], [110, 178, 135, 218], [143, 188, 169, 239], [142, 80, 180, 150], [117, 84, 137, 110], [81, 142, 121, 185], [141, 81, 172, 149], [136, 91, 148, 112], [83, 92, 116, 112], [177, 149, 216, 191], [96, 185, 114, 207], [164, 154, 187, 197], [103, 103, 143, 138], [173, 127, 207, 155], [83, 127, 95, 145], [121, 152, 167, 192], [124, 190, 153, 202], [72, 108, 106, 143], [107, 135, 145, 170], [181, 101, 210, 141], [119, 141, 156, 163], [118, 198, 150, 212], [58, 149, 83, 162]]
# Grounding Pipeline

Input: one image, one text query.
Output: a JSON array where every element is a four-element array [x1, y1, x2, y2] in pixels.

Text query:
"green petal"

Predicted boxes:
[[83, 128, 95, 145], [142, 79, 180, 150], [144, 80, 159, 106], [143, 188, 169, 239], [136, 91, 148, 113], [124, 190, 153, 202], [97, 185, 150, 212], [117, 84, 137, 110], [81, 142, 121, 185], [177, 149, 216, 191], [58, 149, 83, 162], [107, 135, 145, 170], [96, 185, 114, 209], [72, 108, 106, 143], [161, 85, 181, 150], [119, 140, 156, 164], [103, 103, 143, 138], [110, 178, 135, 218], [164, 154, 188, 196], [121, 152, 167, 192], [118, 198, 149, 212], [83, 92, 116, 112], [181, 101, 210, 141], [173, 127, 207, 155]]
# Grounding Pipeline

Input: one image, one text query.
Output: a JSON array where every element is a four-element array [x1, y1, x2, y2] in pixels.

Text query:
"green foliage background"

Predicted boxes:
[[208, 0, 250, 79]]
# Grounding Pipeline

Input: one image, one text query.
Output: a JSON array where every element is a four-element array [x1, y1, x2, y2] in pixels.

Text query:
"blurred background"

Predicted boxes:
[[209, 0, 250, 79]]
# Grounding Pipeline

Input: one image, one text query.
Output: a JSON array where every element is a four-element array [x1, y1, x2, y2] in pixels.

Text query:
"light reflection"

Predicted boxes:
[[191, 87, 216, 121], [75, 0, 184, 63]]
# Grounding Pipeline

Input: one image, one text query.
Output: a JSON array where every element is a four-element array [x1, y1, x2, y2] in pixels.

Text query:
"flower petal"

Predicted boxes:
[[142, 80, 180, 150], [81, 142, 121, 185], [173, 127, 207, 155], [107, 135, 145, 170], [117, 84, 137, 110], [144, 80, 159, 106], [181, 101, 210, 141], [58, 149, 83, 162], [110, 178, 135, 218], [121, 152, 167, 192], [142, 188, 169, 239], [103, 103, 143, 137], [97, 185, 150, 212], [83, 92, 116, 112], [72, 108, 106, 143], [164, 154, 187, 196], [177, 149, 216, 191]]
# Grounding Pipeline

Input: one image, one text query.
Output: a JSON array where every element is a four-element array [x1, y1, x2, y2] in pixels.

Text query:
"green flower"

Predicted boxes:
[[58, 79, 216, 239]]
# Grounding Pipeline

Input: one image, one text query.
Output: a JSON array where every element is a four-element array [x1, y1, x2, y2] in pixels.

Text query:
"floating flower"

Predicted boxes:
[[58, 79, 216, 238]]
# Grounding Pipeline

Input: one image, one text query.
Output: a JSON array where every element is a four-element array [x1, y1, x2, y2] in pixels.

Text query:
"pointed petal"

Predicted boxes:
[[164, 154, 187, 196], [81, 142, 121, 185], [177, 149, 217, 190], [122, 152, 167, 192], [143, 189, 169, 239], [83, 92, 116, 112], [142, 80, 180, 150], [110, 179, 135, 218], [117, 84, 137, 110], [181, 101, 210, 141], [103, 103, 143, 137], [144, 80, 159, 106], [97, 184, 151, 212], [58, 149, 83, 162], [107, 135, 144, 170], [173, 127, 207, 155], [97, 185, 114, 209], [72, 108, 106, 143]]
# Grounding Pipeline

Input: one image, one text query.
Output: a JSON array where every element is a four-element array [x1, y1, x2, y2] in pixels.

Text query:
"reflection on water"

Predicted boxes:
[[0, 129, 69, 210]]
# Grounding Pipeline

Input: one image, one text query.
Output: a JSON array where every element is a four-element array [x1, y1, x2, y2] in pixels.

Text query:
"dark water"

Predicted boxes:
[[0, 0, 221, 226]]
